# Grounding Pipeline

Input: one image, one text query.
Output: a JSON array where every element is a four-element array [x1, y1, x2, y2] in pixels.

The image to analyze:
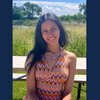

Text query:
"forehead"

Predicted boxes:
[[41, 20, 58, 29]]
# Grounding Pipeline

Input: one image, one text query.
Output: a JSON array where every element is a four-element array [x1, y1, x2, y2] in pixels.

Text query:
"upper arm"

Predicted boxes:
[[27, 67, 36, 94], [63, 53, 76, 97], [25, 55, 36, 94]]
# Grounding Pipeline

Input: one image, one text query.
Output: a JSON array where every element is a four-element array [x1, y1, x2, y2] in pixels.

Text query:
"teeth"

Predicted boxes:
[[50, 37, 55, 40]]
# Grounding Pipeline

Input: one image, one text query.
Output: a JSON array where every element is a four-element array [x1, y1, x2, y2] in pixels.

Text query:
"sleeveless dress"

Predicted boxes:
[[35, 49, 69, 100]]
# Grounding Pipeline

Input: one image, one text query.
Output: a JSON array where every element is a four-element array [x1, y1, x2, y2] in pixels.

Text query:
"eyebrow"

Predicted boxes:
[[41, 25, 57, 30]]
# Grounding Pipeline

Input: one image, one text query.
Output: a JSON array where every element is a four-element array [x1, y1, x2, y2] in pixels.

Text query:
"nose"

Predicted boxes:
[[48, 30, 54, 35]]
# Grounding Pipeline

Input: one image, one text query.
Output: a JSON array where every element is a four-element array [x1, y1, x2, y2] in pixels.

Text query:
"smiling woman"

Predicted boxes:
[[23, 13, 76, 100], [41, 20, 60, 47]]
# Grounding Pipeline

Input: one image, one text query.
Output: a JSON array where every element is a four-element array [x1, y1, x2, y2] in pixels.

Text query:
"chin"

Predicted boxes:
[[48, 42, 58, 46]]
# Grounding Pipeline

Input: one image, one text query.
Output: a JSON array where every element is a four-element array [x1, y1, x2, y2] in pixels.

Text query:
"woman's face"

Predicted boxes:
[[41, 20, 60, 46]]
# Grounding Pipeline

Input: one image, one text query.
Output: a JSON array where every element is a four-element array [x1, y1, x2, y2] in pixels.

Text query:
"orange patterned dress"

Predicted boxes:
[[35, 49, 69, 100]]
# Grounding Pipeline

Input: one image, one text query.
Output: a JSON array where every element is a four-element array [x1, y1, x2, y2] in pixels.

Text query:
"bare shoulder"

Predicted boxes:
[[64, 50, 77, 62], [64, 50, 77, 71], [27, 54, 33, 62], [26, 54, 35, 76], [25, 54, 34, 73], [25, 54, 33, 66]]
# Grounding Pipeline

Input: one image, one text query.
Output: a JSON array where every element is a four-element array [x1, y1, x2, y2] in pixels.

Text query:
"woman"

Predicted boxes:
[[23, 13, 76, 100]]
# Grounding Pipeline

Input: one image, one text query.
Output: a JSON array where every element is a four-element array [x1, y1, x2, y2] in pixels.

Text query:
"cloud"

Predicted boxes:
[[13, 1, 80, 16]]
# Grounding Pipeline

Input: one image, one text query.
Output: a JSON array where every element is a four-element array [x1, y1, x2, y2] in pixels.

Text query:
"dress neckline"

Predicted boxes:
[[43, 47, 65, 72]]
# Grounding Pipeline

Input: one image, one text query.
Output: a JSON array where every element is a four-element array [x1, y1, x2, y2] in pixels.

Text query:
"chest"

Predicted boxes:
[[35, 59, 69, 83]]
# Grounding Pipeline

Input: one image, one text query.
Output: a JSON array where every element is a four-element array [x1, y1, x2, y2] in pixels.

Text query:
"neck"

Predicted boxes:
[[47, 44, 60, 53]]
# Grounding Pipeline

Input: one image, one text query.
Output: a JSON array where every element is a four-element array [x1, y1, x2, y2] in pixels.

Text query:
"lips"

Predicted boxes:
[[49, 37, 55, 40]]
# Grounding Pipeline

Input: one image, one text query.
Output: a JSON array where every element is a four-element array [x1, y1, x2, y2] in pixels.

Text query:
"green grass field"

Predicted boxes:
[[13, 23, 86, 57]]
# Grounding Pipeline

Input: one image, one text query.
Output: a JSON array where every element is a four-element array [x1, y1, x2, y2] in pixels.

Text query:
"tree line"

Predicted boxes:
[[59, 13, 86, 23], [13, 2, 86, 23], [13, 2, 42, 20]]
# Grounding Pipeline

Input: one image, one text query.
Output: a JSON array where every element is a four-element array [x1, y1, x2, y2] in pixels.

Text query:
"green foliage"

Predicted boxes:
[[64, 24, 86, 57], [13, 28, 35, 56], [13, 81, 26, 99], [14, 19, 37, 26], [59, 3, 86, 22], [22, 20, 37, 26], [59, 13, 86, 23], [13, 2, 42, 20], [13, 19, 38, 26], [22, 2, 42, 19], [13, 3, 24, 20], [79, 3, 86, 15]]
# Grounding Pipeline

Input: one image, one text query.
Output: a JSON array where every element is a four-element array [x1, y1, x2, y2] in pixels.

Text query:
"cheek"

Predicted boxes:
[[42, 34, 47, 42], [56, 31, 60, 39]]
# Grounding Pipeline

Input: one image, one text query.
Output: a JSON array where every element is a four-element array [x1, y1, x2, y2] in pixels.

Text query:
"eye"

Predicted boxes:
[[51, 28, 56, 32], [52, 28, 56, 30], [42, 30, 48, 33]]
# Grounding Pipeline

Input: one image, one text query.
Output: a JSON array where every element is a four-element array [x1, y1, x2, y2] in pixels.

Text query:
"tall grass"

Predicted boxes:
[[13, 28, 35, 56], [13, 23, 86, 57], [64, 24, 86, 57]]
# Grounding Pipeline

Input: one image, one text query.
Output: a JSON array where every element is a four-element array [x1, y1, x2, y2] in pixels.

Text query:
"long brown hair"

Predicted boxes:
[[25, 13, 68, 73]]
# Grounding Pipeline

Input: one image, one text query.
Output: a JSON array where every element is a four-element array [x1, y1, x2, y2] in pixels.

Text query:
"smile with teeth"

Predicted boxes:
[[49, 37, 55, 40]]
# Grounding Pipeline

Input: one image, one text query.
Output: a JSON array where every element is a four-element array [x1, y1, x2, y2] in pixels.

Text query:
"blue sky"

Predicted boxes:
[[13, 0, 86, 16], [13, 0, 86, 3]]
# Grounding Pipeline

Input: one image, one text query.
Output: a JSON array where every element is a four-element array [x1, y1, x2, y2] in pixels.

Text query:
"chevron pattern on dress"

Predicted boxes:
[[35, 49, 69, 100]]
